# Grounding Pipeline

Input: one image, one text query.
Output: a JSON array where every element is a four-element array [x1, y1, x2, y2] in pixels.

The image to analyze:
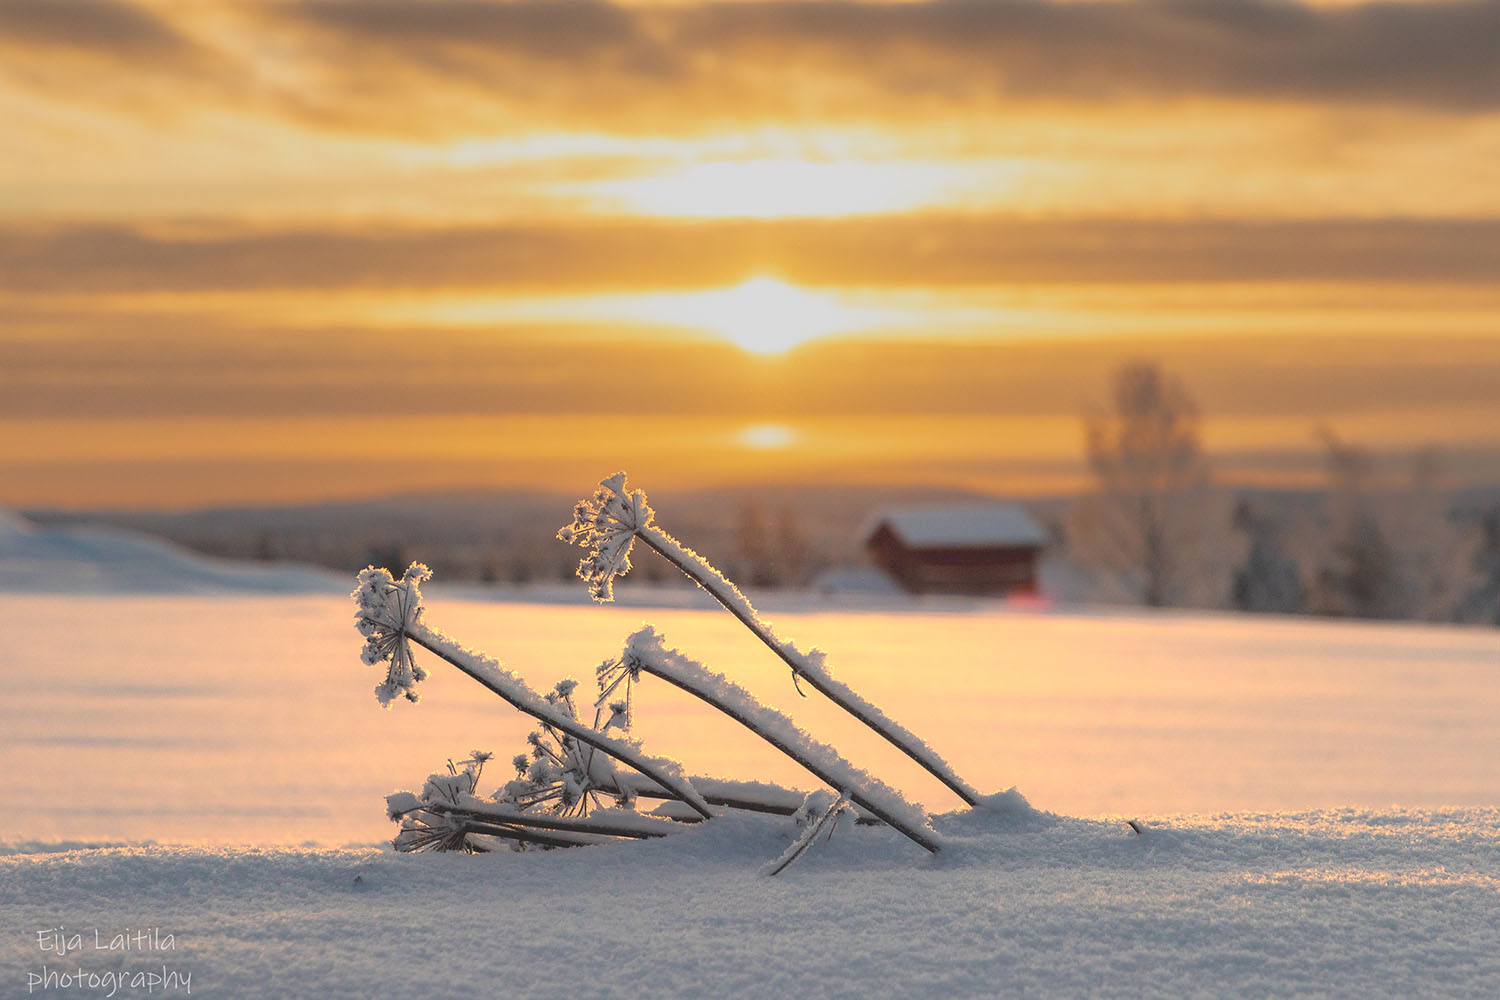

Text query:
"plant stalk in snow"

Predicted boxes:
[[353, 563, 714, 821], [559, 472, 981, 807], [763, 790, 851, 876], [605, 626, 942, 854], [397, 812, 593, 852], [603, 773, 877, 822], [394, 801, 684, 841]]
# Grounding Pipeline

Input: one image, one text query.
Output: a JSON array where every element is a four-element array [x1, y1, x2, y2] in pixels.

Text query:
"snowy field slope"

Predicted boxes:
[[4, 534, 1499, 997], [6, 805, 1500, 998], [0, 509, 342, 594]]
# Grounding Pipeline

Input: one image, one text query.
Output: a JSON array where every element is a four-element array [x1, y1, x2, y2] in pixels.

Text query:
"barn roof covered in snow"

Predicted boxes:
[[865, 504, 1048, 550]]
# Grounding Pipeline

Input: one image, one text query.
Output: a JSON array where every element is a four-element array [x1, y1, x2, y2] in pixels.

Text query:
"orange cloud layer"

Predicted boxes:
[[6, 0, 1498, 136]]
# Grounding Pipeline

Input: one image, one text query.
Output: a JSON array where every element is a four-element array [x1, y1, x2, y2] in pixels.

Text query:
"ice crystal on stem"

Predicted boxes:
[[353, 563, 432, 707], [392, 752, 493, 854], [495, 680, 628, 818], [556, 472, 654, 601]]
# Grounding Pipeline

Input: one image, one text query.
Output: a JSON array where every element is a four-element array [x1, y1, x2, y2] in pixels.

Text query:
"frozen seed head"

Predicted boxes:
[[557, 472, 655, 602], [421, 769, 474, 807], [352, 562, 432, 707], [393, 808, 473, 854]]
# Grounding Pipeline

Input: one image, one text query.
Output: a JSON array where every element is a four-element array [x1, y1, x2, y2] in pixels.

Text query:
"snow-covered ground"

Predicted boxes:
[[8, 804, 1500, 998], [4, 516, 1499, 996]]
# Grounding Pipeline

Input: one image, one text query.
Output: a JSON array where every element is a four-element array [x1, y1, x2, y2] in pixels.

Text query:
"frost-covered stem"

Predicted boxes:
[[636, 527, 981, 807], [409, 803, 683, 840], [463, 821, 604, 850], [605, 782, 795, 817], [403, 625, 714, 820], [606, 779, 881, 825], [763, 791, 850, 877], [606, 775, 811, 817], [640, 666, 938, 853], [622, 629, 941, 854], [396, 810, 595, 851]]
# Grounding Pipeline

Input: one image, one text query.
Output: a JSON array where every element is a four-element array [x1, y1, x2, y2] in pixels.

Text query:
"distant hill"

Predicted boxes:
[[20, 480, 1500, 617], [0, 509, 343, 595], [24, 483, 1008, 587]]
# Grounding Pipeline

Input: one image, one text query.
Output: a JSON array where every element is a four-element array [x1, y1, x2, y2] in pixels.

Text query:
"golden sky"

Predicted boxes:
[[2, 0, 1498, 508]]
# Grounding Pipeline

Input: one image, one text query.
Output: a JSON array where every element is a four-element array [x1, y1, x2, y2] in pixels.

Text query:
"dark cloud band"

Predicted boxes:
[[0, 0, 195, 56], [3, 0, 1497, 126], [2, 217, 1497, 294], [276, 0, 1500, 116]]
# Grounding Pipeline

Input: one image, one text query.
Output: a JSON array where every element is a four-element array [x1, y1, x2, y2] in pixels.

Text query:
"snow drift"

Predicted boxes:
[[0, 509, 342, 594]]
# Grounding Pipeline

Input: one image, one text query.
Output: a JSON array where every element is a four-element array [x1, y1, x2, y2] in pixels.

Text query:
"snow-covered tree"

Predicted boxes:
[[1230, 500, 1304, 614], [1454, 504, 1500, 625], [735, 502, 777, 587], [1389, 447, 1470, 621], [1070, 361, 1213, 607], [733, 503, 813, 588], [1310, 430, 1402, 619]]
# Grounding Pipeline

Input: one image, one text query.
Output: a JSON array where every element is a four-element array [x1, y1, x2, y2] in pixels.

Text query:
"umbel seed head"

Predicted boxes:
[[352, 562, 432, 706], [557, 472, 655, 602]]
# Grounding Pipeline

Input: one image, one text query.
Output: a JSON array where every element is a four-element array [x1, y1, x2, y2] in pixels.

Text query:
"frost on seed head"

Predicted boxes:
[[352, 562, 432, 707], [556, 472, 655, 602]]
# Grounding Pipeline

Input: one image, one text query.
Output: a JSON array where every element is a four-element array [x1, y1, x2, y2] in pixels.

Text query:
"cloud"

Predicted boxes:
[[0, 0, 193, 56], [266, 0, 1500, 128], [0, 0, 229, 118], [2, 217, 1497, 295], [6, 0, 1499, 135], [4, 309, 1498, 461], [290, 0, 662, 64]]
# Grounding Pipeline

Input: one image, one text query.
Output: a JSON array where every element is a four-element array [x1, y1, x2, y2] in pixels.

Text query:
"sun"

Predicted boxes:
[[736, 423, 800, 450], [639, 277, 872, 354], [580, 157, 961, 219], [359, 275, 904, 354]]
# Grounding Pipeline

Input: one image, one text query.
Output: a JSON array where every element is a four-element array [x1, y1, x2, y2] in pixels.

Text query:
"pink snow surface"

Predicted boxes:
[[6, 806, 1500, 998]]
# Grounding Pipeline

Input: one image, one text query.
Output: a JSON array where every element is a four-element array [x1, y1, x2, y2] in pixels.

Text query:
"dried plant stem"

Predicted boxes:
[[763, 791, 851, 877], [404, 627, 714, 820], [462, 822, 605, 850], [395, 811, 594, 852], [628, 655, 941, 854], [602, 774, 882, 823], [607, 775, 810, 816], [407, 804, 683, 841], [636, 528, 981, 807], [402, 800, 683, 839]]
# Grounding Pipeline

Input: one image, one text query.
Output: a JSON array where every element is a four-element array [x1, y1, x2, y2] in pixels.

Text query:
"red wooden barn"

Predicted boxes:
[[864, 504, 1048, 596]]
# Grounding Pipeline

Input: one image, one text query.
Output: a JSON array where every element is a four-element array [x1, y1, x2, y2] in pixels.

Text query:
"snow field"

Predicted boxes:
[[6, 803, 1500, 998]]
